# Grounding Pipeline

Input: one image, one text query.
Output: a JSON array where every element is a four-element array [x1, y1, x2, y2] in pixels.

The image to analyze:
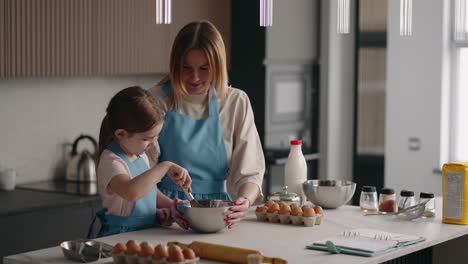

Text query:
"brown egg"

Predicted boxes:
[[182, 248, 197, 260], [126, 240, 138, 247], [302, 207, 316, 217], [266, 203, 280, 213], [290, 203, 298, 210], [125, 240, 141, 256], [138, 241, 154, 257], [264, 200, 274, 208], [255, 206, 267, 212], [278, 201, 287, 208], [279, 204, 291, 215], [152, 244, 169, 260], [301, 205, 310, 212], [314, 205, 324, 215], [168, 245, 185, 262], [290, 206, 303, 216], [140, 241, 153, 248], [112, 243, 126, 254]]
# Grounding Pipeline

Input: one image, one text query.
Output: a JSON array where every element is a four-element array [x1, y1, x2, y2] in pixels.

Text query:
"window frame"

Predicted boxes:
[[450, 1, 468, 162]]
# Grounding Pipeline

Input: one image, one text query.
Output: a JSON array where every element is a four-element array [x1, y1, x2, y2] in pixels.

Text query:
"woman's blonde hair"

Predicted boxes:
[[157, 20, 228, 108]]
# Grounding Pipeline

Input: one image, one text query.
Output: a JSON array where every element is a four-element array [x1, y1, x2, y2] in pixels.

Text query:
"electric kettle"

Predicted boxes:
[[66, 134, 98, 182]]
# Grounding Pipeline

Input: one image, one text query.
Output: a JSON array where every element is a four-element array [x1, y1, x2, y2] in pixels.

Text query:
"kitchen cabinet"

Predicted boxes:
[[230, 1, 319, 150], [0, 189, 101, 262], [0, 0, 230, 78], [230, 1, 319, 193]]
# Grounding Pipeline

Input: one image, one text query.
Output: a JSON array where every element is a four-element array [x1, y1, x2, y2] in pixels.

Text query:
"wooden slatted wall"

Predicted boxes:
[[0, 0, 167, 78]]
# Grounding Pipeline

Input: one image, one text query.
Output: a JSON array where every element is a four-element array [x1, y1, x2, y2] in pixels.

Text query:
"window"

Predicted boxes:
[[452, 1, 468, 161]]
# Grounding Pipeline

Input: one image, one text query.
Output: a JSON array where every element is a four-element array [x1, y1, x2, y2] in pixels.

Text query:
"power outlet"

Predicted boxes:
[[408, 137, 421, 151]]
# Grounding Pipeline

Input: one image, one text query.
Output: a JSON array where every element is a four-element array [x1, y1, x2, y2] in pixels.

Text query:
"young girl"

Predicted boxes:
[[88, 86, 191, 238]]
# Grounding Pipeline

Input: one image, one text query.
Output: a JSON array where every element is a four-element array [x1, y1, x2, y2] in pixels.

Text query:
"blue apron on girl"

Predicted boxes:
[[157, 83, 230, 201], [87, 142, 159, 238]]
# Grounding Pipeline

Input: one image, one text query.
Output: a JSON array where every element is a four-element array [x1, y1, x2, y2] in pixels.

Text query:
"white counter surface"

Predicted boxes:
[[5, 198, 468, 264]]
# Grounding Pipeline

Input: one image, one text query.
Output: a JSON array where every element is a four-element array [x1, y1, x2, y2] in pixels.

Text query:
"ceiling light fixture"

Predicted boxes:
[[155, 0, 171, 24], [337, 0, 351, 34], [455, 0, 468, 40], [260, 0, 273, 27], [400, 0, 413, 36]]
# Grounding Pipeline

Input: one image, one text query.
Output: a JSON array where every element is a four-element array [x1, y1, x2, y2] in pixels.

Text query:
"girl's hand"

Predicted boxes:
[[225, 197, 251, 229], [167, 164, 192, 191], [156, 208, 173, 227], [171, 198, 189, 230]]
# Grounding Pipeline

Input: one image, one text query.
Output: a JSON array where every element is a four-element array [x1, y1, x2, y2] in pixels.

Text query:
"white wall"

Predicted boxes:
[[385, 0, 451, 195], [318, 0, 356, 181], [0, 75, 163, 184]]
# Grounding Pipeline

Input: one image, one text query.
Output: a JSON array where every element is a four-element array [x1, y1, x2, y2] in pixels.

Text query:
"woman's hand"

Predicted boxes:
[[167, 163, 192, 192], [171, 198, 189, 230], [225, 196, 251, 229]]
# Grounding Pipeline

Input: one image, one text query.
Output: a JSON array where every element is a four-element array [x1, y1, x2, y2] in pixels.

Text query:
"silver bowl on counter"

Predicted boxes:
[[60, 239, 112, 262], [179, 199, 233, 233], [302, 180, 356, 209]]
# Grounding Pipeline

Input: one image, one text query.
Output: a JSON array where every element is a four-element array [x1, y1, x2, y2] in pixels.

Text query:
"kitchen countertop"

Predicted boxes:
[[0, 189, 100, 216], [5, 198, 468, 264]]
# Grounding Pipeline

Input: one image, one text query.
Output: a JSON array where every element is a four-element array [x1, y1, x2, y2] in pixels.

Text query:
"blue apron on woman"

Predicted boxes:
[[157, 83, 231, 201], [87, 142, 159, 238]]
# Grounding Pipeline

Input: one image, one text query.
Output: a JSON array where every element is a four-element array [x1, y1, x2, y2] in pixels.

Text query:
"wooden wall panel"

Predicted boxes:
[[3, 0, 95, 77], [0, 0, 231, 78], [0, 0, 5, 78], [169, 0, 231, 67], [92, 0, 167, 75]]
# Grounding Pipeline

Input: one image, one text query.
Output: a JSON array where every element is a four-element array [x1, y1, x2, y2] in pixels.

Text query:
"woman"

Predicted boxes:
[[148, 20, 265, 229]]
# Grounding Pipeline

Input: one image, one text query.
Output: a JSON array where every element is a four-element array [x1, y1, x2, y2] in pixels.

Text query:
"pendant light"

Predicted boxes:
[[337, 0, 351, 34], [455, 0, 468, 40], [155, 0, 171, 24], [400, 0, 413, 36], [260, 0, 273, 27]]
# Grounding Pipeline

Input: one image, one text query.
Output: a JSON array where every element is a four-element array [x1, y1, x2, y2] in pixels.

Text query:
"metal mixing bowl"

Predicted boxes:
[[180, 199, 233, 233], [302, 180, 356, 209]]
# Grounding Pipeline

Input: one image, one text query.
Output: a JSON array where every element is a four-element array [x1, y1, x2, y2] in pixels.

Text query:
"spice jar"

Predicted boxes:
[[419, 192, 436, 218], [267, 186, 302, 206], [359, 186, 378, 211], [379, 188, 397, 213], [398, 190, 416, 211]]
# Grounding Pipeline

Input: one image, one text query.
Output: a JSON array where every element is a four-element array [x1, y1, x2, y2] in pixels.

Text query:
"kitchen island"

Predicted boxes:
[[4, 198, 468, 264]]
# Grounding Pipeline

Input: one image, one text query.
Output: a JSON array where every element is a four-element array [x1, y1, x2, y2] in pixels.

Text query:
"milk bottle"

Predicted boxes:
[[284, 140, 307, 205]]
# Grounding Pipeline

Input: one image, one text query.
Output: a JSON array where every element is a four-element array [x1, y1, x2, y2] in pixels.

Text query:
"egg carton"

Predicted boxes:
[[112, 241, 199, 264], [255, 211, 324, 227], [112, 254, 199, 264]]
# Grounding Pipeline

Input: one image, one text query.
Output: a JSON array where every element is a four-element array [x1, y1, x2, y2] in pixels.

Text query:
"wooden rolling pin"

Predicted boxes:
[[167, 241, 288, 264]]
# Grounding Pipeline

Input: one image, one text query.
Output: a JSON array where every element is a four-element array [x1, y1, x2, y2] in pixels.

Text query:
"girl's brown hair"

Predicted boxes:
[[157, 20, 228, 108], [98, 86, 164, 158]]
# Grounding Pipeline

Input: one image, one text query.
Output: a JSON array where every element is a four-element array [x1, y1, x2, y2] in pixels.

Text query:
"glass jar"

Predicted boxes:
[[398, 190, 416, 211], [360, 186, 378, 211], [379, 188, 397, 213], [267, 186, 301, 206], [419, 192, 436, 218]]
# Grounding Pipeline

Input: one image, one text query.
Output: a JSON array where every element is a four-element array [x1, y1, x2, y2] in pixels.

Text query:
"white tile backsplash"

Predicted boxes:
[[0, 74, 163, 184]]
